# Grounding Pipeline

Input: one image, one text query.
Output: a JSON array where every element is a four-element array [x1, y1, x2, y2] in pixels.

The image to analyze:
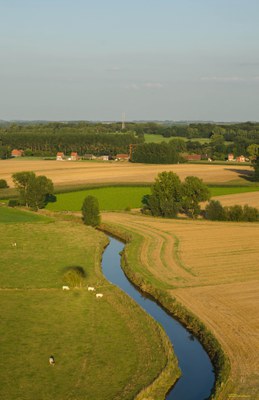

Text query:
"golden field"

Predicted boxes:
[[0, 158, 252, 188], [102, 212, 259, 399], [212, 191, 259, 209]]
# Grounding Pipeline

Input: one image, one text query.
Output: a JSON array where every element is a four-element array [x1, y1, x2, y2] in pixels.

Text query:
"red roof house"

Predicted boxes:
[[71, 152, 79, 160], [116, 153, 129, 161], [184, 154, 201, 161], [11, 149, 24, 157], [56, 152, 65, 160]]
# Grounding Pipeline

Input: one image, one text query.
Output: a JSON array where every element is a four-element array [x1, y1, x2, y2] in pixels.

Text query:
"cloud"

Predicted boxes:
[[122, 83, 140, 90], [200, 76, 259, 83], [143, 82, 163, 89], [122, 82, 163, 90], [106, 66, 122, 72]]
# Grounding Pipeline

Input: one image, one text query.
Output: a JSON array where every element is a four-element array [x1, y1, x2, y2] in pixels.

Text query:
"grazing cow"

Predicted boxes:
[[96, 293, 103, 298], [62, 285, 70, 290], [49, 355, 55, 366], [87, 286, 95, 291]]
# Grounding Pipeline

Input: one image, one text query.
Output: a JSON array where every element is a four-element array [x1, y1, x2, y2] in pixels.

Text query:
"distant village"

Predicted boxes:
[[10, 148, 249, 163]]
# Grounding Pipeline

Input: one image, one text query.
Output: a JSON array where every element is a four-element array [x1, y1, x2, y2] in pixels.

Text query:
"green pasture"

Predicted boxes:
[[144, 134, 211, 144], [46, 185, 259, 212], [0, 206, 53, 223], [47, 186, 152, 212], [209, 185, 259, 197], [0, 211, 170, 400]]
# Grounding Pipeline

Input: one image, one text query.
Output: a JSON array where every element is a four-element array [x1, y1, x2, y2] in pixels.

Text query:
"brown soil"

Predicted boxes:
[[102, 212, 259, 399]]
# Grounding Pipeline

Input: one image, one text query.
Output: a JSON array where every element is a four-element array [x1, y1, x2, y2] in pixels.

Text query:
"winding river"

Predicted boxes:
[[102, 236, 215, 400]]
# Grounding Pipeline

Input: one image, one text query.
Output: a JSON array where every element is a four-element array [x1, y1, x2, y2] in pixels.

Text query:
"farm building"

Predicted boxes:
[[11, 149, 24, 157], [84, 154, 95, 160], [184, 154, 201, 161], [236, 155, 246, 163], [116, 154, 130, 161], [70, 152, 79, 161], [228, 153, 235, 161], [56, 152, 65, 161]]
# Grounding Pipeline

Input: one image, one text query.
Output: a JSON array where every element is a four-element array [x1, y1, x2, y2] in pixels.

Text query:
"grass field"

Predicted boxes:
[[144, 134, 211, 144], [0, 206, 54, 223], [45, 185, 259, 212], [0, 207, 178, 400], [102, 212, 259, 399]]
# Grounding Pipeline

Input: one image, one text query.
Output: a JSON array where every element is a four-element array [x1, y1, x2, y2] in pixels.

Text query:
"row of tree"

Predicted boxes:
[[0, 131, 142, 157], [205, 200, 259, 222]]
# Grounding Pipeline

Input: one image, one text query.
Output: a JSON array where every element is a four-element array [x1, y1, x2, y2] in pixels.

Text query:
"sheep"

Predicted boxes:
[[96, 293, 103, 298], [11, 242, 17, 248], [62, 285, 70, 290], [49, 355, 55, 366], [87, 286, 95, 291]]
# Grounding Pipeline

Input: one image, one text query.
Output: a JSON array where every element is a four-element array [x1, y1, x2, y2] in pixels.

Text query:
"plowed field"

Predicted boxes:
[[102, 212, 259, 399], [0, 159, 252, 188]]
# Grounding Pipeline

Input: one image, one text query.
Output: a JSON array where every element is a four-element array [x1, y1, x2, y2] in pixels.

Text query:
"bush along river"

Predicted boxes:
[[102, 236, 215, 400]]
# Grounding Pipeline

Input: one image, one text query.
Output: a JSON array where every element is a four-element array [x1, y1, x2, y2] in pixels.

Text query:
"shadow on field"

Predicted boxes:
[[224, 167, 254, 182]]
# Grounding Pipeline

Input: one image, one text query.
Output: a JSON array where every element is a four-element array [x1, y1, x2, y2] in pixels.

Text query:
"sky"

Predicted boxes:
[[0, 0, 259, 121]]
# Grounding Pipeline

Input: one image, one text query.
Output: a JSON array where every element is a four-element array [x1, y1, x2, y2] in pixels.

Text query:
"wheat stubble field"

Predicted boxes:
[[0, 159, 252, 188], [102, 212, 259, 399]]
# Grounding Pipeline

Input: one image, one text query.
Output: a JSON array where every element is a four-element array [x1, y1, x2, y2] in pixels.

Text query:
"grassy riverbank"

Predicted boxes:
[[0, 207, 178, 400]]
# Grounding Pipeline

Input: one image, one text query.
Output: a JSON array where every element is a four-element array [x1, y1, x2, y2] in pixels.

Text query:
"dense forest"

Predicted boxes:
[[0, 121, 259, 161]]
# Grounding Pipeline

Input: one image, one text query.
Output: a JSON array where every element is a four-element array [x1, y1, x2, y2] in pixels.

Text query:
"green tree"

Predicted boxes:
[[181, 176, 210, 218], [204, 200, 227, 221], [142, 172, 182, 218], [81, 195, 101, 227], [12, 171, 54, 210], [0, 179, 8, 189], [253, 157, 259, 181]]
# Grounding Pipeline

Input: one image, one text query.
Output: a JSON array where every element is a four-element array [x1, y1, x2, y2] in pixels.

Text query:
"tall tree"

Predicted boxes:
[[12, 171, 54, 210], [181, 176, 210, 218], [143, 172, 182, 218], [81, 195, 101, 227]]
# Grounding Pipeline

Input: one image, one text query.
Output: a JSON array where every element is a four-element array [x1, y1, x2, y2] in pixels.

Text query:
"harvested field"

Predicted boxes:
[[0, 158, 253, 188], [212, 191, 259, 209], [102, 212, 259, 399]]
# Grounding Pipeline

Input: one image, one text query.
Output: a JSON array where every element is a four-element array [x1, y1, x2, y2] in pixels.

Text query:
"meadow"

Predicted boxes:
[[144, 134, 211, 144], [0, 207, 176, 400], [46, 184, 259, 212], [101, 212, 259, 399]]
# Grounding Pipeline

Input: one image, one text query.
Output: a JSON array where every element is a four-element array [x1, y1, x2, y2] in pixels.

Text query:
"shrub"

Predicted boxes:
[[242, 204, 259, 221], [8, 199, 19, 207], [0, 179, 8, 189], [62, 266, 86, 287], [225, 205, 244, 221], [204, 200, 227, 221]]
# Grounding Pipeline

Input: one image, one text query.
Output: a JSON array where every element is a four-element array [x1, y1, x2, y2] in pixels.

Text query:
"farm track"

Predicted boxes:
[[0, 159, 253, 188], [102, 212, 259, 399]]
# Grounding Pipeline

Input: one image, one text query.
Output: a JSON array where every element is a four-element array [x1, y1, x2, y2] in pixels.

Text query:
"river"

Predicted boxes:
[[101, 236, 215, 400]]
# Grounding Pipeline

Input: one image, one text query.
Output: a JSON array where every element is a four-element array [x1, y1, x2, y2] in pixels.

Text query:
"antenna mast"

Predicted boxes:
[[121, 112, 126, 130]]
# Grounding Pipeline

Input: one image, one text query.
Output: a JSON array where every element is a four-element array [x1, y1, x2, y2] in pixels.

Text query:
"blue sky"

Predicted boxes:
[[1, 0, 259, 121]]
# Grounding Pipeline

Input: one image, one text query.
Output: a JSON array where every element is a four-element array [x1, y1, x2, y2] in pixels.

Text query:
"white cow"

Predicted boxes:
[[62, 286, 70, 290], [96, 293, 103, 298], [87, 286, 95, 291]]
